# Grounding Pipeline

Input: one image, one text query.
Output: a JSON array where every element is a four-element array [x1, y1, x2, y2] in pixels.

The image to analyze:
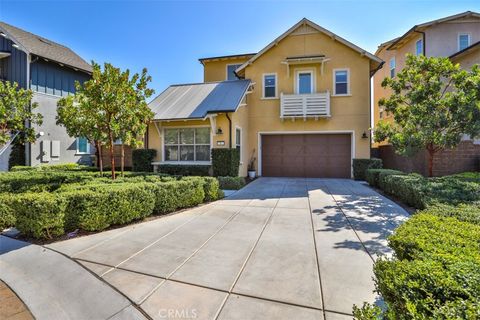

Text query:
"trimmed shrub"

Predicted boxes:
[[157, 164, 210, 176], [365, 169, 404, 188], [217, 176, 246, 190], [10, 163, 97, 172], [369, 213, 480, 319], [211, 148, 240, 177], [132, 149, 157, 172], [420, 203, 480, 225], [61, 183, 155, 231], [194, 176, 221, 202], [0, 194, 15, 230], [377, 170, 406, 191], [150, 179, 205, 214], [8, 142, 25, 169], [11, 193, 67, 239], [352, 158, 383, 180], [382, 174, 426, 208]]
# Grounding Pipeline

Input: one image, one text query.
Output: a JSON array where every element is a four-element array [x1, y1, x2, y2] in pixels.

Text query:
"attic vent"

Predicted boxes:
[[38, 37, 52, 45]]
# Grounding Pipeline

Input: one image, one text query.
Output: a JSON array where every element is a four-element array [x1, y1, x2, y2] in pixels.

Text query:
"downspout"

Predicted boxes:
[[414, 29, 426, 55], [225, 113, 232, 148]]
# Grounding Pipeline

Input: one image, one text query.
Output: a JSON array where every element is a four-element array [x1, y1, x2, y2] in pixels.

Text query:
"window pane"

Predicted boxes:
[[335, 71, 347, 83], [335, 83, 348, 95], [416, 40, 422, 55], [459, 35, 469, 50], [77, 137, 88, 153], [236, 129, 241, 145], [164, 129, 178, 145], [265, 76, 275, 86], [180, 145, 194, 161], [179, 128, 194, 144], [195, 127, 210, 144], [390, 68, 395, 78], [227, 64, 241, 81], [264, 87, 276, 98], [195, 145, 210, 161], [165, 146, 178, 161], [298, 73, 312, 94]]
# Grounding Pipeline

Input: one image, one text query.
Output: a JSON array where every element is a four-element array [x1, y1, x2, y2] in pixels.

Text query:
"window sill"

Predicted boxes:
[[75, 152, 91, 156], [153, 161, 212, 165], [332, 94, 352, 97], [261, 97, 279, 100]]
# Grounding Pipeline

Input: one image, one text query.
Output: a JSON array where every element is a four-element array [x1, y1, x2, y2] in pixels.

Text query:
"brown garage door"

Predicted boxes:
[[261, 134, 351, 178]]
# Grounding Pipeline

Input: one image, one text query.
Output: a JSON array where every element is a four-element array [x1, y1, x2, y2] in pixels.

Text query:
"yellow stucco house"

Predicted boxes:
[[147, 18, 383, 178]]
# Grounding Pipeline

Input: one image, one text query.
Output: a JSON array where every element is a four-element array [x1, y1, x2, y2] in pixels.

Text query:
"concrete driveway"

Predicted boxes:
[[46, 178, 409, 320]]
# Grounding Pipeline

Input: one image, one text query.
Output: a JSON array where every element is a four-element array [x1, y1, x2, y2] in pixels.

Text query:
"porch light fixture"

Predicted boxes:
[[216, 128, 223, 135], [361, 131, 369, 139]]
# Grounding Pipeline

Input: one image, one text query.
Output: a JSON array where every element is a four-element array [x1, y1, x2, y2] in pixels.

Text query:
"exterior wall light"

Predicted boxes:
[[12, 43, 19, 49], [361, 131, 369, 139], [216, 128, 223, 135]]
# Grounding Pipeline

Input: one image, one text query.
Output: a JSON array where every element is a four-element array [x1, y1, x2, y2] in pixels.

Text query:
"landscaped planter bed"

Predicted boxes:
[[0, 166, 222, 241], [354, 170, 480, 319]]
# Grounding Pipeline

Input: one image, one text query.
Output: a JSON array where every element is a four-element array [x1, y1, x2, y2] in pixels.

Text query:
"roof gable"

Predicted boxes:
[[236, 18, 382, 74], [0, 21, 92, 73]]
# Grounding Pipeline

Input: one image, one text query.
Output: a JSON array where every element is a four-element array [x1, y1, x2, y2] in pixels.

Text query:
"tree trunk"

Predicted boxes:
[[108, 132, 115, 180], [121, 144, 125, 177], [427, 146, 435, 177], [97, 141, 104, 176]]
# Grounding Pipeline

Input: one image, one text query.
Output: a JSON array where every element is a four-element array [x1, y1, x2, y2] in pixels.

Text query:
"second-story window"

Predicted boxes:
[[297, 71, 313, 94], [263, 74, 277, 98], [415, 39, 423, 56], [389, 57, 396, 78], [226, 64, 242, 81], [458, 34, 471, 51], [334, 69, 349, 95]]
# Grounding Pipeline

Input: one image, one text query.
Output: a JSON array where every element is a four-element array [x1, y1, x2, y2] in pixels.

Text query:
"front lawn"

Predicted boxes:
[[355, 171, 480, 319], [0, 165, 222, 240]]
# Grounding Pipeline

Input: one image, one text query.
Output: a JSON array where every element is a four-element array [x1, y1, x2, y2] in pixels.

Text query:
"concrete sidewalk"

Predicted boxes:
[[0, 236, 146, 320]]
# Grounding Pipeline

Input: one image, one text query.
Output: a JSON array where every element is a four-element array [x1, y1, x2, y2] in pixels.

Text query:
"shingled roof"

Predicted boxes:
[[0, 21, 92, 73]]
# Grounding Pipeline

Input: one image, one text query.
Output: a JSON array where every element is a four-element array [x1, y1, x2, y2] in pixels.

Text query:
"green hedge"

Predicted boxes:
[[61, 183, 156, 231], [352, 158, 382, 180], [359, 213, 480, 319], [217, 176, 246, 190], [11, 163, 97, 172], [365, 169, 404, 188], [211, 148, 240, 177], [420, 203, 480, 225], [132, 149, 157, 172], [11, 193, 67, 239], [157, 164, 211, 176], [0, 194, 15, 230]]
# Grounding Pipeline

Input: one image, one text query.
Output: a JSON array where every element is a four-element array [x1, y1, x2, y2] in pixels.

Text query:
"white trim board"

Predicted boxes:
[[257, 130, 355, 178]]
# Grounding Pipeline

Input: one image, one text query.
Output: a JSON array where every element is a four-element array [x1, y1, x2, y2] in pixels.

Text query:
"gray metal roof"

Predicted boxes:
[[0, 21, 92, 73], [149, 80, 251, 120]]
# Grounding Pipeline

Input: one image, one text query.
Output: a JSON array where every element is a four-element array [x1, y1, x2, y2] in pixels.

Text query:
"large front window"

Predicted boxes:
[[164, 127, 211, 162]]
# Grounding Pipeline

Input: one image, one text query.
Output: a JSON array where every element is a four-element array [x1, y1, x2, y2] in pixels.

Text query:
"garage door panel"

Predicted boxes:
[[261, 134, 351, 178]]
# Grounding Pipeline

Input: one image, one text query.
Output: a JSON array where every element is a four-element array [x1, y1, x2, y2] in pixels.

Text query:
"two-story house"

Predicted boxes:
[[0, 22, 93, 170], [147, 18, 382, 178], [373, 11, 480, 175]]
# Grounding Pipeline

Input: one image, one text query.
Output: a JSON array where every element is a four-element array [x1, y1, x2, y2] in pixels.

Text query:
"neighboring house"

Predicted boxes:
[[147, 18, 382, 178], [372, 11, 480, 176], [0, 22, 93, 170]]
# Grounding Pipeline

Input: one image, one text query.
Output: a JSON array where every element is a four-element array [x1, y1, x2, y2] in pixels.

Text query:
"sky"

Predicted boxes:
[[0, 0, 479, 96]]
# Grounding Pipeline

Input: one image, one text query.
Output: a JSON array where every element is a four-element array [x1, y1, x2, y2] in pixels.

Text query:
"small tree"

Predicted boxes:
[[57, 94, 107, 174], [374, 55, 480, 176], [0, 81, 42, 146], [57, 62, 154, 179]]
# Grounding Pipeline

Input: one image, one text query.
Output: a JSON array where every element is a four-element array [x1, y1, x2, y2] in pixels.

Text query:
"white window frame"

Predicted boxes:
[[226, 63, 242, 81], [389, 57, 396, 78], [262, 73, 278, 99], [235, 126, 242, 164], [415, 39, 423, 56], [76, 137, 90, 154], [294, 69, 315, 94], [161, 126, 212, 164], [458, 33, 471, 51], [333, 68, 350, 96]]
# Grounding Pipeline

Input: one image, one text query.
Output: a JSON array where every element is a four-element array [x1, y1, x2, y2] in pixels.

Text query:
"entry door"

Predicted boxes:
[[261, 134, 351, 178]]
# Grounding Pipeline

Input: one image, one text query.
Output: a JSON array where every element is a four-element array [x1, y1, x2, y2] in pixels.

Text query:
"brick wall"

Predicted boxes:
[[373, 141, 480, 176]]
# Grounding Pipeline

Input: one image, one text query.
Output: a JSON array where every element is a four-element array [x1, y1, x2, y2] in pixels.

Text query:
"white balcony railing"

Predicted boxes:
[[280, 91, 330, 119]]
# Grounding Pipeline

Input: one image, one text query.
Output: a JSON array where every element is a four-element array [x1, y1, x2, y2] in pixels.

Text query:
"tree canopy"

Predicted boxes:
[[374, 55, 480, 176], [0, 81, 42, 145]]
